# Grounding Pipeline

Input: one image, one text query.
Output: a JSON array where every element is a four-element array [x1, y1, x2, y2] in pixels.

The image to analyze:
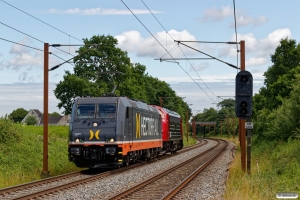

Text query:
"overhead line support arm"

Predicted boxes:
[[175, 40, 240, 70]]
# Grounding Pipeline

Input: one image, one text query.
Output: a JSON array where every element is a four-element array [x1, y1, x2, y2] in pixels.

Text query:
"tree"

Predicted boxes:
[[262, 75, 300, 140], [49, 112, 61, 116], [54, 34, 191, 118], [9, 108, 28, 123], [54, 35, 131, 114], [255, 38, 300, 111], [25, 116, 38, 125], [264, 38, 300, 87], [217, 98, 235, 109]]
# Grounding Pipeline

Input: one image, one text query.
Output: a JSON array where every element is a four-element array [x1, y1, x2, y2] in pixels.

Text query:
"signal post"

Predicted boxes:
[[236, 41, 253, 173]]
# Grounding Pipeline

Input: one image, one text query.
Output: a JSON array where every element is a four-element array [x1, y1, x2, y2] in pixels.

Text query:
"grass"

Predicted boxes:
[[0, 124, 79, 188], [183, 132, 197, 147], [219, 136, 300, 200]]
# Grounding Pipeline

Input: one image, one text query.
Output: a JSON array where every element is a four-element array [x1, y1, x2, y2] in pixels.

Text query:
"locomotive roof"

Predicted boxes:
[[161, 107, 181, 118], [151, 105, 181, 118], [75, 97, 159, 113]]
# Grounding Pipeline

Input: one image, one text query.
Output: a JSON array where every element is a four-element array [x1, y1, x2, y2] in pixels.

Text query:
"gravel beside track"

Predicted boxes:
[[173, 140, 236, 200], [41, 139, 235, 200]]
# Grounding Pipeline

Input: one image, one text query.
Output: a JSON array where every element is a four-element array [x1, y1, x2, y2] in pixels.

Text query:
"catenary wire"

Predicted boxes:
[[0, 37, 43, 51], [140, 0, 175, 41], [178, 45, 218, 101], [140, 0, 236, 102], [0, 21, 75, 56], [0, 0, 82, 42], [124, 0, 217, 102], [51, 52, 75, 67], [233, 0, 239, 72]]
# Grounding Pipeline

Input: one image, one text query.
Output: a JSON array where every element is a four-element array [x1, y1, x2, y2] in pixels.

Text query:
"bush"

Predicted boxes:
[[0, 118, 21, 144], [25, 116, 38, 125]]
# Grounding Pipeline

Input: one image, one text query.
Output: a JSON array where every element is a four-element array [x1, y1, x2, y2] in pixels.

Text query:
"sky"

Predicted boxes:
[[0, 0, 299, 116]]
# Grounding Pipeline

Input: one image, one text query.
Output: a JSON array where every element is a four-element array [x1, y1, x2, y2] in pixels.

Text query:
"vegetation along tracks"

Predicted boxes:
[[0, 140, 206, 200], [108, 139, 227, 200]]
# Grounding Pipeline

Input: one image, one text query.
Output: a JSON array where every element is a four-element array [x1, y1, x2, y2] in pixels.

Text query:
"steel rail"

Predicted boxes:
[[160, 139, 228, 199], [108, 139, 220, 200], [0, 140, 206, 199]]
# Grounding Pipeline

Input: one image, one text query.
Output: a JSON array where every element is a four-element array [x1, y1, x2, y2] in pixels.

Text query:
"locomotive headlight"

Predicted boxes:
[[75, 138, 83, 143], [93, 122, 97, 127], [110, 138, 114, 143]]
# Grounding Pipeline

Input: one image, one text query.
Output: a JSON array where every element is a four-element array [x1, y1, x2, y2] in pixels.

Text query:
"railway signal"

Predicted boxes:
[[235, 70, 253, 119]]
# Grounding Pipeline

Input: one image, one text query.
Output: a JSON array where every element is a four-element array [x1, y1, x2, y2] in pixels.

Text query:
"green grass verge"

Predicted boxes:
[[0, 124, 79, 188], [220, 136, 300, 200]]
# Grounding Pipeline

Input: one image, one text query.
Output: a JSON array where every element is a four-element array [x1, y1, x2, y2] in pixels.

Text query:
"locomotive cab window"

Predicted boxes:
[[76, 104, 95, 119], [97, 104, 116, 119]]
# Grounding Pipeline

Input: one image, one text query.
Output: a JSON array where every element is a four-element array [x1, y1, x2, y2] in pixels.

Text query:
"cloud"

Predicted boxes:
[[1, 38, 64, 76], [18, 72, 27, 81], [115, 30, 199, 58], [198, 6, 233, 22], [49, 8, 161, 15], [234, 15, 267, 28], [0, 82, 62, 116], [218, 28, 292, 67], [190, 62, 209, 72], [197, 5, 267, 27]]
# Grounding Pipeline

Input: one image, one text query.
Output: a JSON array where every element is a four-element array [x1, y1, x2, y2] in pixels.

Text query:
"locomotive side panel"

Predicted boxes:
[[68, 97, 163, 168]]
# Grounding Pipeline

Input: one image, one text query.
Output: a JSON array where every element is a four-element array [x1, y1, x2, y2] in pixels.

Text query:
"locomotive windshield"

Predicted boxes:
[[76, 103, 116, 119], [97, 103, 116, 118]]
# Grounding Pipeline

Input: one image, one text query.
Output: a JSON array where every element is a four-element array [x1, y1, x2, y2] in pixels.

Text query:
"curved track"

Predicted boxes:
[[0, 140, 206, 200], [108, 139, 227, 200]]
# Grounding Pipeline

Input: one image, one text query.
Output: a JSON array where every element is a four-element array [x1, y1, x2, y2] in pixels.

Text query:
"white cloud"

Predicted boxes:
[[234, 15, 267, 28], [0, 82, 62, 116], [218, 28, 292, 67], [197, 5, 267, 28], [49, 8, 161, 15], [115, 30, 199, 58], [1, 38, 65, 77], [199, 6, 233, 22], [246, 57, 267, 67]]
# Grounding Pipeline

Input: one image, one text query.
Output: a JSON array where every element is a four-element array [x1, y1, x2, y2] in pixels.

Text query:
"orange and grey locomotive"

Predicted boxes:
[[68, 96, 183, 168]]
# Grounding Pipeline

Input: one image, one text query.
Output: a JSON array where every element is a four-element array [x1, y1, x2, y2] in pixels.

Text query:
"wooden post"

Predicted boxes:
[[160, 97, 162, 107], [240, 40, 246, 172], [186, 111, 188, 143], [227, 118, 229, 139], [42, 43, 49, 178], [193, 117, 196, 138], [221, 122, 222, 138], [232, 117, 235, 139], [214, 124, 216, 136]]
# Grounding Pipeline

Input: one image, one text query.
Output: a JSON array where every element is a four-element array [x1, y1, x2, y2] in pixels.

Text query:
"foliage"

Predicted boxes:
[[217, 98, 235, 109], [25, 116, 38, 125], [254, 38, 300, 112], [54, 35, 130, 114], [261, 75, 300, 140], [251, 38, 300, 140], [224, 137, 300, 200], [0, 118, 21, 144], [9, 108, 28, 123], [49, 112, 61, 116]]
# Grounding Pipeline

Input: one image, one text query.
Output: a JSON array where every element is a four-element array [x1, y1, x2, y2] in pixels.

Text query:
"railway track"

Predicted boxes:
[[0, 139, 206, 200], [108, 139, 227, 200]]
